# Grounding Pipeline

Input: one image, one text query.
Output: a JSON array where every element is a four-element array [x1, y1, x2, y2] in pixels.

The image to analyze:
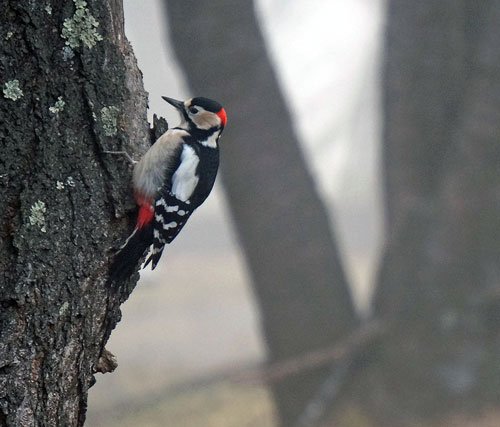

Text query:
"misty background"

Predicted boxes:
[[88, 0, 383, 425], [86, 0, 500, 426]]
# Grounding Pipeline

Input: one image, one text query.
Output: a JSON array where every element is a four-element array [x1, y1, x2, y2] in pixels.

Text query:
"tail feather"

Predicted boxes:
[[143, 246, 165, 270], [108, 225, 153, 285]]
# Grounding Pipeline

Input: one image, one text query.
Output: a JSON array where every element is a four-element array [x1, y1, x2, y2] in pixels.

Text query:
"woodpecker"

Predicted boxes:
[[108, 96, 227, 283]]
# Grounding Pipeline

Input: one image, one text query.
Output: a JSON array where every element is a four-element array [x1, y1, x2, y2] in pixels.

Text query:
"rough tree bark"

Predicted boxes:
[[329, 1, 500, 425], [162, 1, 357, 426], [0, 1, 149, 425]]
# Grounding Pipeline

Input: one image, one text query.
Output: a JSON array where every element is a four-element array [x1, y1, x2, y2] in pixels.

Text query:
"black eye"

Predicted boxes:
[[189, 107, 199, 114]]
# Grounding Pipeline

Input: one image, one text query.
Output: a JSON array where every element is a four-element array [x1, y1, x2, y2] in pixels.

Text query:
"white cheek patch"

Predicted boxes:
[[198, 130, 220, 148], [171, 145, 200, 202]]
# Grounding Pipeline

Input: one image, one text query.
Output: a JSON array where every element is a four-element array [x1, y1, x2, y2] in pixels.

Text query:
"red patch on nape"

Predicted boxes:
[[216, 108, 227, 127], [135, 194, 154, 229]]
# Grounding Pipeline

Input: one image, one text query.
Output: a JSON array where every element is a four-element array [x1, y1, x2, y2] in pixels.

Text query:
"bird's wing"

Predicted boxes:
[[145, 144, 201, 269], [144, 190, 194, 270]]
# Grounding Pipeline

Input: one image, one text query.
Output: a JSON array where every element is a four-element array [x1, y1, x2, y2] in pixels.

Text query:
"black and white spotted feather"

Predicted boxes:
[[144, 190, 193, 269]]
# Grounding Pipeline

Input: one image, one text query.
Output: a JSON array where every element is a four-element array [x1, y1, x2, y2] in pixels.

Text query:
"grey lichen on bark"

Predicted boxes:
[[0, 0, 151, 425]]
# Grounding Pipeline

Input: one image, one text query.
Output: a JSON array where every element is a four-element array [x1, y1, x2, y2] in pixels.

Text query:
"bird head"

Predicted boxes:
[[162, 96, 227, 131]]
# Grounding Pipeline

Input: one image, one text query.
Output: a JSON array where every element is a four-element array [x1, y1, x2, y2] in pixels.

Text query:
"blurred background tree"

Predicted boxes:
[[347, 1, 500, 425], [163, 1, 357, 425]]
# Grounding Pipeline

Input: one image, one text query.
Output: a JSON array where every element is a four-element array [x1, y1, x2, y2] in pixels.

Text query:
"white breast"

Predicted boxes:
[[171, 145, 200, 202]]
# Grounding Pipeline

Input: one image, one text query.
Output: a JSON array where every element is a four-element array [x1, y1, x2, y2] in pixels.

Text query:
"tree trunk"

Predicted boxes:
[[162, 1, 357, 425], [0, 1, 148, 425], [331, 1, 500, 425], [381, 0, 470, 233]]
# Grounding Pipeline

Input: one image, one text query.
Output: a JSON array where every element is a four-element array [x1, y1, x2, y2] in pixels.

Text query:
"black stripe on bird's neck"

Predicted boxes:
[[186, 122, 219, 140]]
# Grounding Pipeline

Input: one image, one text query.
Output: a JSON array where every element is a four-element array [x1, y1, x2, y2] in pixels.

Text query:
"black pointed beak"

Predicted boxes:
[[162, 96, 184, 111]]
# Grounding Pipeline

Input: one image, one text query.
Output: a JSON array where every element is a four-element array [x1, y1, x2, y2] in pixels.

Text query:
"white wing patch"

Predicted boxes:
[[171, 145, 200, 202]]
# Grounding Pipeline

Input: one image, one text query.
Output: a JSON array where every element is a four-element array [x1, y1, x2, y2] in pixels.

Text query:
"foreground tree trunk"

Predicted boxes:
[[0, 1, 148, 425], [331, 1, 500, 425], [163, 1, 357, 425]]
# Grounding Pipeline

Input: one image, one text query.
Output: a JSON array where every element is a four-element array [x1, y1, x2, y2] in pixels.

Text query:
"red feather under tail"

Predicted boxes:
[[135, 195, 154, 229], [107, 195, 155, 286]]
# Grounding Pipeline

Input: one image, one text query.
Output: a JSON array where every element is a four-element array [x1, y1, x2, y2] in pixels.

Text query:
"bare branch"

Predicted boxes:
[[234, 320, 385, 385]]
